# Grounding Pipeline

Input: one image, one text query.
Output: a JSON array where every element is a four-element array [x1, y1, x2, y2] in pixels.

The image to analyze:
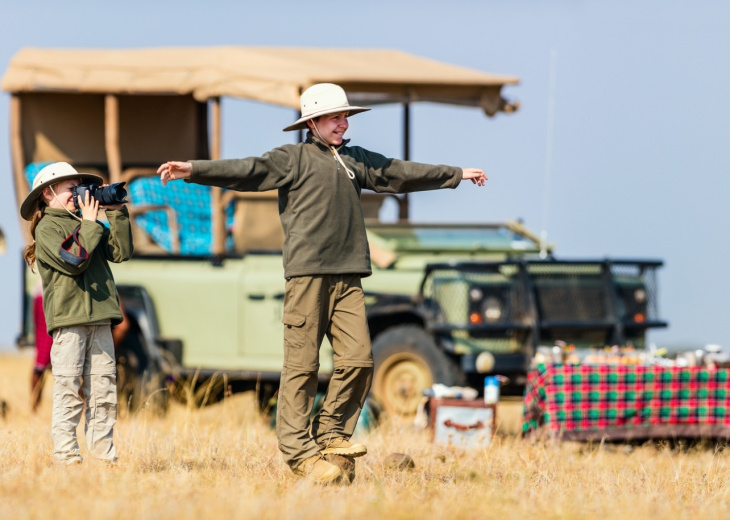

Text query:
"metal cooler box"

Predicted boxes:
[[429, 398, 496, 448]]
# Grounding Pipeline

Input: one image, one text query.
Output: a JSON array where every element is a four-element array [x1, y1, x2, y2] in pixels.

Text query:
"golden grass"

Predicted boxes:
[[1, 350, 729, 520]]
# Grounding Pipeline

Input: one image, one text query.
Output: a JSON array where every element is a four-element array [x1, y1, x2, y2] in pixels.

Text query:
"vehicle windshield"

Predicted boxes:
[[367, 224, 541, 252]]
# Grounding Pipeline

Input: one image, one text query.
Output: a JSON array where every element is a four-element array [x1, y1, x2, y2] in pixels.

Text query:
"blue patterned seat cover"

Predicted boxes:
[[127, 176, 234, 255]]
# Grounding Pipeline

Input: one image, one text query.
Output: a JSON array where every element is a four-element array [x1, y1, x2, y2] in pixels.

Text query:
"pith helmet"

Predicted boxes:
[[283, 83, 370, 132], [20, 162, 103, 220]]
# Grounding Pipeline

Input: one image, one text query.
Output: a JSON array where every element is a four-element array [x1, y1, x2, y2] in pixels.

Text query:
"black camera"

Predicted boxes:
[[72, 182, 128, 210]]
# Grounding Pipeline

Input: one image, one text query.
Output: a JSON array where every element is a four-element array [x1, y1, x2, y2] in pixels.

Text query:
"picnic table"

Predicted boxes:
[[522, 363, 730, 440]]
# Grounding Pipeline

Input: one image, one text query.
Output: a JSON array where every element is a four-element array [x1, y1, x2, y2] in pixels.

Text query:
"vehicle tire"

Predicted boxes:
[[116, 322, 169, 415], [372, 325, 464, 419]]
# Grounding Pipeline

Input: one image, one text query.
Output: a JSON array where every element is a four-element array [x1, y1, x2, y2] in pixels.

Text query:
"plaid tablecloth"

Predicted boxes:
[[522, 364, 730, 439]]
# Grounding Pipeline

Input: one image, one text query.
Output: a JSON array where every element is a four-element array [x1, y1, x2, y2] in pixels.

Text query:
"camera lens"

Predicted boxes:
[[96, 182, 127, 205]]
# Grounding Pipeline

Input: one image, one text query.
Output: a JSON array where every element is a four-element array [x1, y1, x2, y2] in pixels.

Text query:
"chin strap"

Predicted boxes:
[[48, 185, 87, 266], [311, 121, 355, 180], [49, 185, 83, 222]]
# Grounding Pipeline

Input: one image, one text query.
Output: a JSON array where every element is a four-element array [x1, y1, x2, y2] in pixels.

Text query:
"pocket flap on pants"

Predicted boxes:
[[282, 312, 306, 327]]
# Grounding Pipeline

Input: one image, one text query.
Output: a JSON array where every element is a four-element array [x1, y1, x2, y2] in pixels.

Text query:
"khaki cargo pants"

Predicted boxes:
[[50, 324, 118, 464], [277, 274, 373, 469]]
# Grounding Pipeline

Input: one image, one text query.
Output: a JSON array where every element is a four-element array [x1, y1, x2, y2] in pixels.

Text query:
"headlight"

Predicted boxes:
[[469, 287, 484, 302], [634, 289, 647, 303], [482, 296, 502, 323]]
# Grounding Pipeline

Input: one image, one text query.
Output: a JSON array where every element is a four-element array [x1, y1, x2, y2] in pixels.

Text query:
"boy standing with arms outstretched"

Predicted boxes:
[[158, 83, 487, 484]]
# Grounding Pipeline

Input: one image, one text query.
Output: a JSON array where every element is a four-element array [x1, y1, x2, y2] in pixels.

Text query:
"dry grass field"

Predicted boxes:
[[1, 350, 729, 520]]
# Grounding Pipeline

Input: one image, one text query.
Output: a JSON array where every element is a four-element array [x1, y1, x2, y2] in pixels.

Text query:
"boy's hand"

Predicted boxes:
[[462, 168, 488, 187], [77, 190, 99, 221], [158, 161, 192, 186]]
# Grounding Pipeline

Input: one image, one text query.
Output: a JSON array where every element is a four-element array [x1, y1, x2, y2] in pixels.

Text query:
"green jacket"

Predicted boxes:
[[189, 132, 462, 278], [35, 207, 134, 333]]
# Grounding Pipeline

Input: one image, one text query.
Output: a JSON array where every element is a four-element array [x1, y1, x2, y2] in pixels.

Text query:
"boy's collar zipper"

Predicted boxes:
[[307, 133, 350, 150], [308, 130, 356, 180]]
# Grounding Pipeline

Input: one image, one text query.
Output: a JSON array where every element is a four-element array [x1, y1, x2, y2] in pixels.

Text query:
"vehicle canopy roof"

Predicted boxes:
[[2, 46, 520, 255], [1, 46, 519, 115]]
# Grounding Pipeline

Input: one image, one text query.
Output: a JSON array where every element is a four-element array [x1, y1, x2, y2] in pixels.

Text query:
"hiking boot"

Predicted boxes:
[[292, 454, 342, 484], [320, 437, 367, 458]]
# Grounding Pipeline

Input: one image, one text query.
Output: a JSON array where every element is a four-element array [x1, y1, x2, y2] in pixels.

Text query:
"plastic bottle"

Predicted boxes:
[[484, 376, 500, 404]]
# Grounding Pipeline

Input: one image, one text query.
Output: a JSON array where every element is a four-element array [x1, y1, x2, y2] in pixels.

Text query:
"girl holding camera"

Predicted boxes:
[[21, 162, 133, 465]]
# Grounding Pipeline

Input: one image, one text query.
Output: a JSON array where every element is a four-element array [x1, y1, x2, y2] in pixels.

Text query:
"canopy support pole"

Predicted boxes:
[[10, 95, 31, 241], [10, 95, 26, 205], [104, 95, 122, 185], [297, 87, 304, 143], [400, 102, 411, 221], [210, 97, 226, 256]]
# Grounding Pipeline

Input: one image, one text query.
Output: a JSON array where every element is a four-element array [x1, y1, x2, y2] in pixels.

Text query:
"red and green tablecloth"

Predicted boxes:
[[522, 363, 730, 440]]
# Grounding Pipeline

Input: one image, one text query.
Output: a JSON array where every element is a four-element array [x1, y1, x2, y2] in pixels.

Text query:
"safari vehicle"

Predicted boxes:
[[2, 47, 666, 416]]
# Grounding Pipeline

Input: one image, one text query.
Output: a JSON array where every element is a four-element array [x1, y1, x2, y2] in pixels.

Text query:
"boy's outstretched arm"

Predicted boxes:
[[461, 168, 488, 186], [158, 161, 192, 185]]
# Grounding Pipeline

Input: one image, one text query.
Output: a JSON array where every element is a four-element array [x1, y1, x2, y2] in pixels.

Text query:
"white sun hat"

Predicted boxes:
[[20, 162, 103, 220], [283, 83, 370, 132]]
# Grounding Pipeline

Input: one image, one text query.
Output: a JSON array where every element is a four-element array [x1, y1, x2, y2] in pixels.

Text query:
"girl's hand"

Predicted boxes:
[[78, 190, 99, 221]]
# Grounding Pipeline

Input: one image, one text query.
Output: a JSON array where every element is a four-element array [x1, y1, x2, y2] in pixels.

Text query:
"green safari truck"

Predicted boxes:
[[2, 47, 667, 417]]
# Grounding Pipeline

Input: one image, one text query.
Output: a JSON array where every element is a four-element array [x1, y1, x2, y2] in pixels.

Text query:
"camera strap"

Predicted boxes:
[[59, 225, 89, 267]]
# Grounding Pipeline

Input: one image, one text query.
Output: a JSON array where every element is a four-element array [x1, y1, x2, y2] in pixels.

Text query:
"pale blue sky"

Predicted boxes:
[[0, 0, 728, 350]]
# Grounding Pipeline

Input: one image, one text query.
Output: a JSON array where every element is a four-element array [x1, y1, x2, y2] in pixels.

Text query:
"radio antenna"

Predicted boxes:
[[540, 48, 557, 259]]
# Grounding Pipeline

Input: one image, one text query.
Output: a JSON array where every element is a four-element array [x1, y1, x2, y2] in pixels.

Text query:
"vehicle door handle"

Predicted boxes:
[[247, 293, 284, 301]]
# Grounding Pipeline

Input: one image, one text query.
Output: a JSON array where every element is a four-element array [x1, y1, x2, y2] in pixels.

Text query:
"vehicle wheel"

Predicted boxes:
[[116, 323, 169, 415], [372, 325, 464, 419]]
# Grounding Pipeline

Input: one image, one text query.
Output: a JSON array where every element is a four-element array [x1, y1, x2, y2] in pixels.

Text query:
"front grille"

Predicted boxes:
[[528, 266, 608, 322], [421, 260, 664, 352]]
